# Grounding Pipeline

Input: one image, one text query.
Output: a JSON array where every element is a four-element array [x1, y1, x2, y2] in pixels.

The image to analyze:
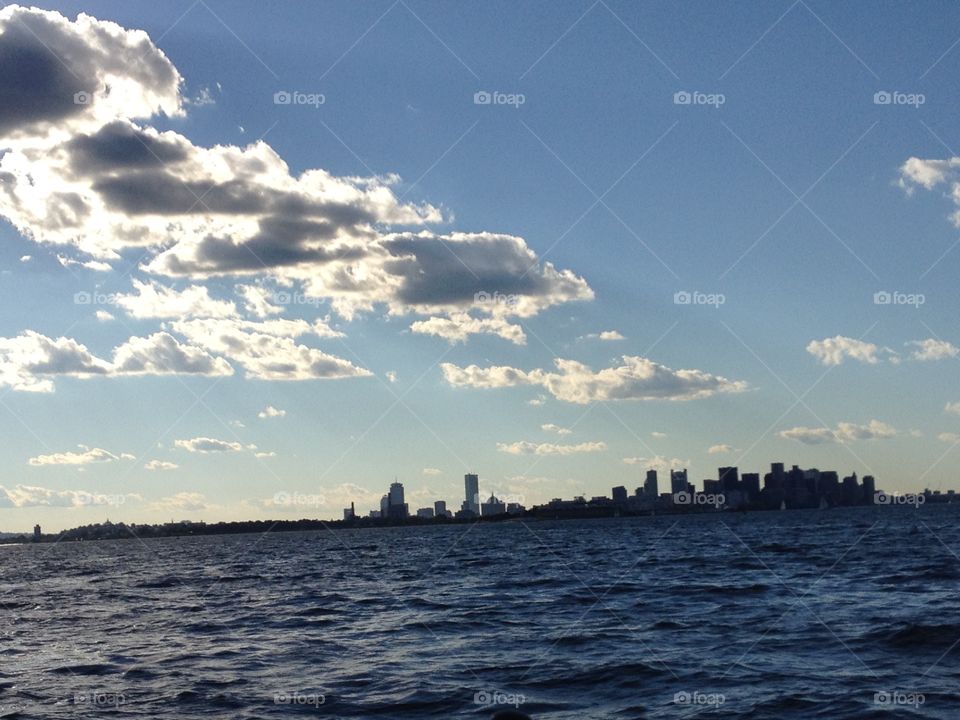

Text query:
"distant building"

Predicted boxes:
[[481, 493, 506, 516], [33, 524, 40, 542], [416, 507, 434, 519], [645, 469, 658, 497], [387, 482, 409, 520], [670, 469, 688, 495], [464, 473, 480, 516], [863, 475, 876, 503], [741, 473, 760, 500], [434, 500, 447, 517], [369, 510, 382, 519], [718, 466, 739, 492], [612, 486, 628, 504], [343, 502, 355, 521]]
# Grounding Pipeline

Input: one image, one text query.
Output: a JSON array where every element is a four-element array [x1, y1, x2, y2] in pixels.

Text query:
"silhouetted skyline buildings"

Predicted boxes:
[[343, 461, 947, 526]]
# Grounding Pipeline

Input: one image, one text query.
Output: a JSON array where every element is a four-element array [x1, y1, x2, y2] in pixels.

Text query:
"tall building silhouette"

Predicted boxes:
[[670, 469, 688, 494], [645, 469, 658, 498], [387, 481, 408, 520], [464, 473, 480, 515]]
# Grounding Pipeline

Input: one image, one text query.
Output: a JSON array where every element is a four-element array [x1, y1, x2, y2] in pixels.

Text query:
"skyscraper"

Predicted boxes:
[[612, 486, 627, 504], [670, 469, 688, 495], [645, 469, 658, 498], [718, 466, 740, 492], [464, 473, 480, 516], [387, 481, 408, 519], [434, 500, 447, 517]]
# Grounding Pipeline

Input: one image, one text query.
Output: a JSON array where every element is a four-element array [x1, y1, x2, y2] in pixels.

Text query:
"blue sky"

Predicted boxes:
[[0, 0, 959, 529]]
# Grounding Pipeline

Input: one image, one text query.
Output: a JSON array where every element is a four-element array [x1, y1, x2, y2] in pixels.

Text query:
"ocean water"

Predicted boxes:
[[3, 505, 959, 719]]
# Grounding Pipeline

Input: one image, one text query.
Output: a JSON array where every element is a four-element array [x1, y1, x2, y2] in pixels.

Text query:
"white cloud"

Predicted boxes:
[[152, 492, 207, 512], [907, 338, 959, 361], [386, 370, 398, 383], [0, 6, 592, 345], [144, 459, 178, 471], [945, 402, 960, 416], [497, 440, 607, 456], [174, 437, 243, 453], [422, 467, 442, 476], [0, 484, 139, 507], [95, 310, 114, 322], [28, 445, 131, 466], [651, 431, 667, 439], [170, 317, 367, 382], [113, 279, 237, 319], [622, 455, 689, 473], [708, 444, 734, 455], [541, 423, 572, 435], [410, 313, 526, 345], [0, 329, 232, 392], [258, 405, 286, 419], [581, 330, 624, 341], [779, 419, 898, 445], [236, 284, 282, 318], [254, 451, 276, 458], [806, 336, 885, 366], [442, 356, 747, 404], [938, 432, 960, 444]]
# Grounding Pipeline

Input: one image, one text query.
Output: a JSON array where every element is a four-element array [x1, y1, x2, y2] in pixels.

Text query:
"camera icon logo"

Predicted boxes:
[[274, 91, 292, 105], [873, 91, 892, 105], [73, 90, 93, 105], [73, 291, 92, 305], [673, 91, 691, 105], [873, 290, 891, 305], [474, 91, 492, 105], [674, 290, 691, 305]]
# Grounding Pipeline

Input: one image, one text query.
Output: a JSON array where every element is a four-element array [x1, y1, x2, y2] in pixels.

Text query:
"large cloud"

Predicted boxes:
[[807, 335, 957, 365], [28, 445, 133, 466], [497, 440, 607, 456], [0, 330, 231, 392], [0, 5, 181, 145], [442, 356, 748, 404], [0, 5, 592, 347], [779, 419, 897, 445]]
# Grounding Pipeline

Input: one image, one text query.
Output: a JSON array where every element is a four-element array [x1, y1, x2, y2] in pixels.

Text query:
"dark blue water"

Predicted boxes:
[[3, 506, 959, 718]]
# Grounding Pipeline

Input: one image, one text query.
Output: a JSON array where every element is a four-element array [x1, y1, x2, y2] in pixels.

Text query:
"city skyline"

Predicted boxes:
[[1, 2, 960, 531]]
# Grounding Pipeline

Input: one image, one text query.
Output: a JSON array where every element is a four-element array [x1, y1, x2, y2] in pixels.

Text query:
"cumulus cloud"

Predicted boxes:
[[0, 6, 592, 347], [622, 455, 689, 473], [174, 437, 243, 453], [651, 431, 668, 439], [410, 313, 526, 345], [0, 329, 234, 392], [152, 491, 207, 512], [779, 420, 897, 445], [945, 402, 960, 416], [708, 444, 735, 455], [497, 440, 607, 456], [442, 356, 747, 404], [0, 483, 139, 507], [938, 432, 960, 444], [28, 445, 133, 466], [258, 405, 285, 418], [171, 317, 367, 381], [907, 339, 959, 361], [899, 156, 960, 223], [806, 336, 885, 366], [144, 459, 178, 471], [422, 467, 442, 475], [541, 423, 572, 435], [580, 330, 624, 341], [113, 279, 237, 319]]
